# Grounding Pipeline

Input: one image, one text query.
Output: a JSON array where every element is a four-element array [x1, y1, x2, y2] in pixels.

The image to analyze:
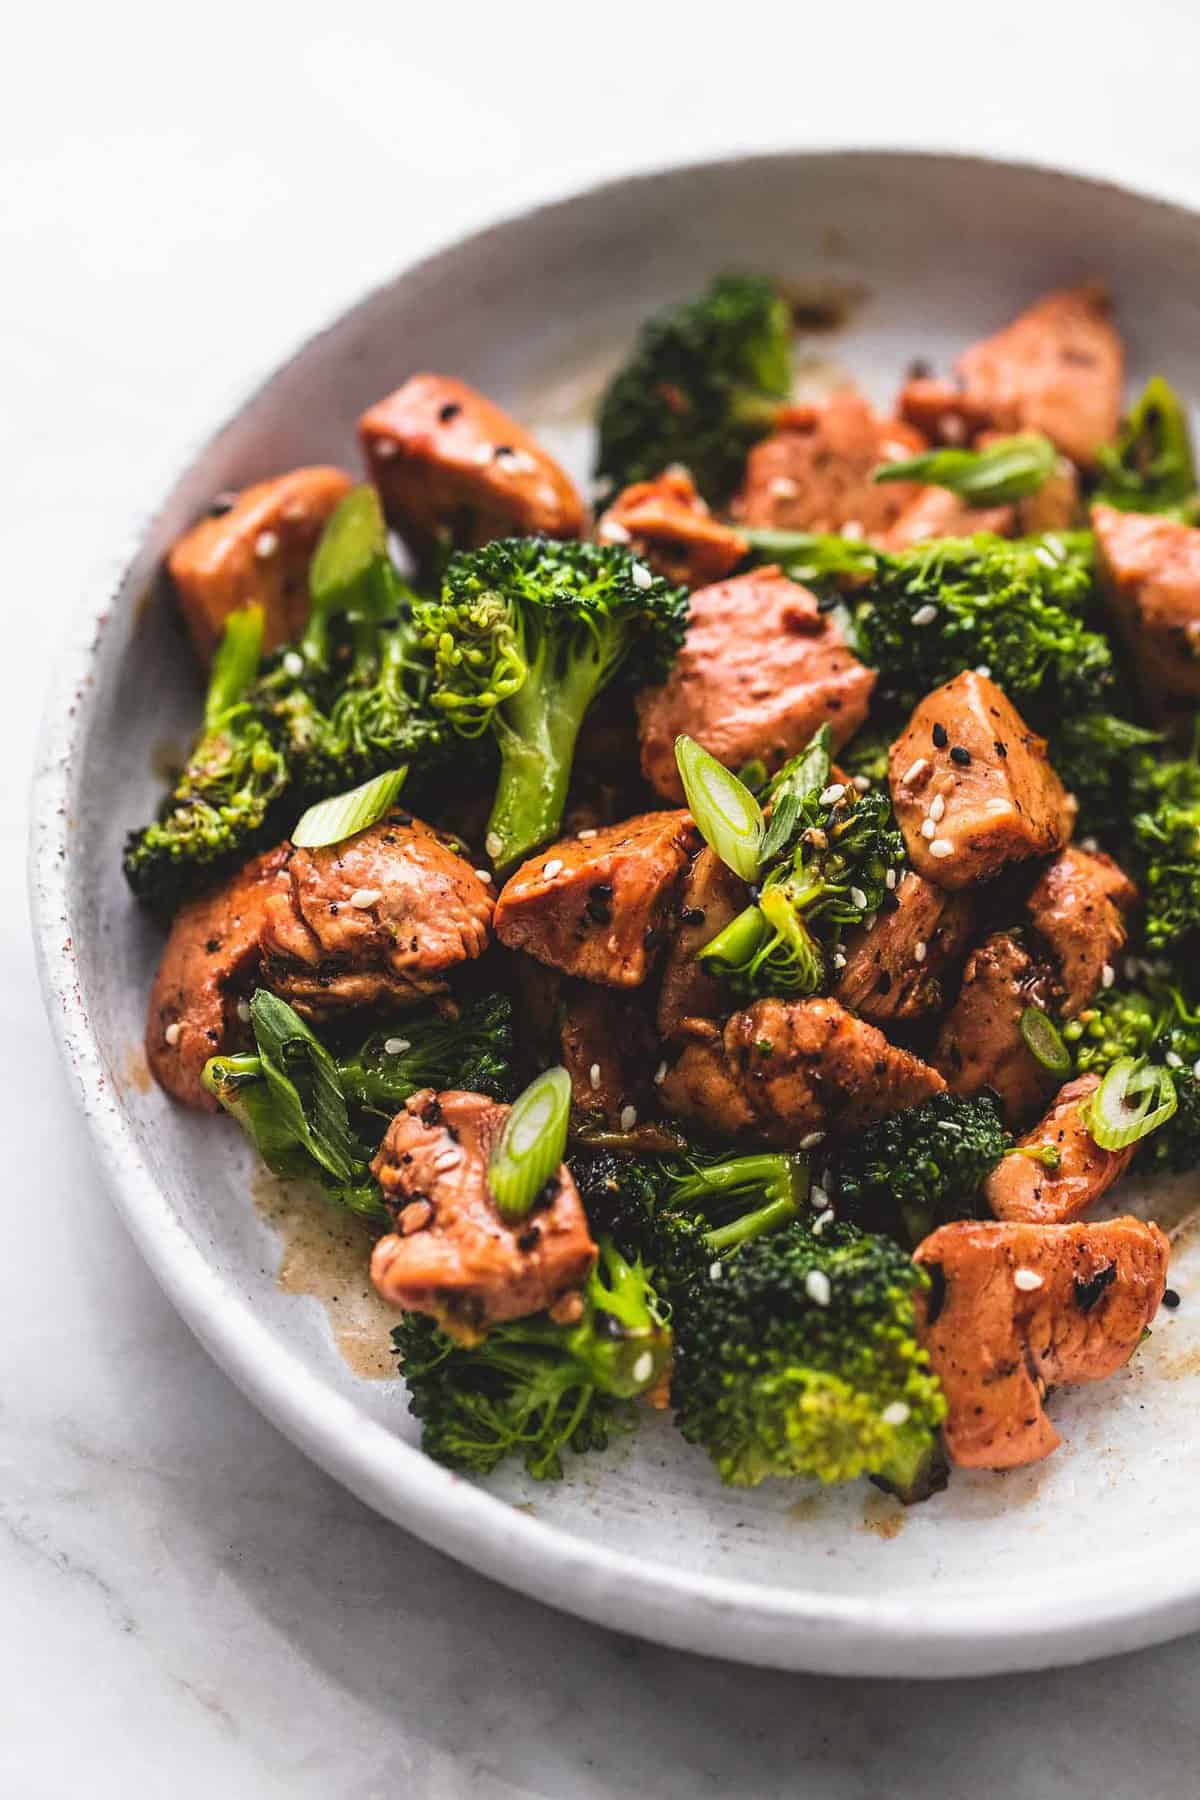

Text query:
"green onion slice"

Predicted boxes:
[[488, 1066, 572, 1223], [871, 433, 1057, 506], [205, 603, 264, 727], [1083, 1056, 1177, 1151], [292, 767, 407, 849], [1019, 1006, 1071, 1077], [674, 735, 763, 881]]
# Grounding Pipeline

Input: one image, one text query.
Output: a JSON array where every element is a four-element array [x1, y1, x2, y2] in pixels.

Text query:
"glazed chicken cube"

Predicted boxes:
[[888, 671, 1072, 889], [833, 872, 974, 1023], [1026, 845, 1137, 1017], [596, 468, 748, 588], [655, 847, 749, 1040], [933, 931, 1059, 1128], [984, 1076, 1137, 1225], [730, 392, 925, 539], [1093, 501, 1200, 723]]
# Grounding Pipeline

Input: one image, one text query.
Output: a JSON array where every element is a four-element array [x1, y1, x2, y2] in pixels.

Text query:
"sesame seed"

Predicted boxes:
[[598, 518, 631, 543], [911, 603, 938, 627], [473, 868, 492, 884], [164, 1021, 181, 1046], [542, 858, 564, 879], [1034, 545, 1056, 567], [902, 757, 929, 786], [809, 1184, 828, 1210], [931, 723, 949, 749], [282, 650, 304, 678], [1193, 1059, 1200, 1080], [1101, 963, 1115, 989], [881, 1401, 910, 1427], [849, 886, 868, 911], [1081, 836, 1100, 855], [812, 1209, 835, 1235], [349, 887, 382, 909], [254, 529, 279, 559], [589, 1063, 602, 1091], [496, 447, 536, 472], [236, 999, 252, 1023], [804, 1269, 832, 1307], [800, 1130, 826, 1150], [769, 476, 799, 498], [631, 1351, 654, 1385], [1167, 1050, 1184, 1068], [880, 439, 912, 461], [819, 783, 846, 806], [709, 1261, 724, 1282], [619, 1104, 638, 1132], [913, 939, 928, 963], [384, 1037, 411, 1056], [929, 793, 946, 823], [975, 664, 991, 678], [577, 827, 597, 840], [653, 1061, 668, 1085], [921, 818, 937, 840], [433, 1148, 461, 1173], [841, 519, 865, 541], [985, 797, 1013, 814], [1014, 1267, 1043, 1292], [373, 438, 398, 459], [949, 745, 971, 767], [853, 774, 871, 793], [470, 443, 493, 465], [831, 951, 847, 970], [885, 868, 897, 890], [929, 838, 954, 858], [485, 832, 503, 860], [631, 562, 653, 590]]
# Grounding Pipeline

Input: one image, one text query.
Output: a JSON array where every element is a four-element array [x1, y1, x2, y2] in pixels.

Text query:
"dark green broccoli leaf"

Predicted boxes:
[[832, 1092, 1011, 1247]]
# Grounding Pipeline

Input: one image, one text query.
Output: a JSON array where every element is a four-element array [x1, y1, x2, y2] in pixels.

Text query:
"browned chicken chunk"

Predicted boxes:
[[259, 815, 494, 1015], [1093, 502, 1200, 723], [933, 931, 1058, 1128], [656, 847, 749, 1040], [145, 846, 291, 1110], [358, 374, 585, 555], [370, 1089, 596, 1338], [914, 1217, 1167, 1468], [897, 285, 1123, 469], [984, 1076, 1137, 1224], [1027, 846, 1137, 1017], [596, 469, 748, 588], [636, 568, 876, 802], [517, 959, 659, 1134], [658, 996, 945, 1145], [167, 467, 353, 661], [493, 811, 698, 987], [888, 671, 1072, 889], [730, 393, 925, 538], [834, 872, 974, 1023]]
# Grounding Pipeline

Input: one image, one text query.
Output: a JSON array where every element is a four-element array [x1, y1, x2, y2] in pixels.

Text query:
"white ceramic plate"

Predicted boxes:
[[30, 150, 1200, 1677]]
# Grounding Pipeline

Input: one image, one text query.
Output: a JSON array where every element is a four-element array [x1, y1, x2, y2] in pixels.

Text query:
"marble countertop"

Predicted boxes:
[[10, 4, 1200, 1791]]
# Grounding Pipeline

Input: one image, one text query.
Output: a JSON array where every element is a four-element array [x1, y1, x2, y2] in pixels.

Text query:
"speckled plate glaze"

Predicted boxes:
[[30, 151, 1200, 1677]]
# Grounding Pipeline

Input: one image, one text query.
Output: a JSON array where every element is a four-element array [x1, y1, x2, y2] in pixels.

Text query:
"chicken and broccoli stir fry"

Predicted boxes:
[[131, 273, 1200, 1499]]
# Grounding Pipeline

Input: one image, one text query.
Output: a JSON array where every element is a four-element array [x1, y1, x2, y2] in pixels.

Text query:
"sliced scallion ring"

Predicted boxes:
[[488, 1065, 572, 1222], [291, 766, 407, 849], [1083, 1056, 1177, 1151], [1019, 1006, 1071, 1077], [674, 734, 763, 881]]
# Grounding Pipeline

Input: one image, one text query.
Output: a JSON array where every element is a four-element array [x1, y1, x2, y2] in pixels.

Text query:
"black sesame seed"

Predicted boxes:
[[517, 1226, 542, 1253], [1163, 1287, 1181, 1309], [950, 745, 971, 766], [932, 723, 949, 749], [207, 490, 239, 517], [437, 401, 462, 423]]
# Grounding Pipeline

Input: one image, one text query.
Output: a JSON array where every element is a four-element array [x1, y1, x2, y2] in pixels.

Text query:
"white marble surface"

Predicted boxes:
[[10, 3, 1200, 1791]]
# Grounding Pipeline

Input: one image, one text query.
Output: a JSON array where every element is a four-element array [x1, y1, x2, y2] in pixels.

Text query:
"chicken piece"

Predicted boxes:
[[658, 996, 945, 1145], [933, 931, 1058, 1128], [259, 814, 493, 1015], [834, 872, 974, 1023], [984, 1076, 1136, 1224], [518, 961, 658, 1132], [730, 393, 925, 539], [897, 285, 1122, 469], [145, 846, 290, 1110], [1027, 845, 1137, 1017], [888, 671, 1072, 889], [370, 1089, 596, 1338], [1014, 453, 1081, 533], [1093, 502, 1200, 723], [656, 847, 749, 1040], [882, 486, 1015, 550], [493, 811, 697, 988], [167, 467, 353, 661], [358, 374, 585, 555], [636, 568, 875, 802], [596, 469, 748, 588], [914, 1216, 1167, 1468]]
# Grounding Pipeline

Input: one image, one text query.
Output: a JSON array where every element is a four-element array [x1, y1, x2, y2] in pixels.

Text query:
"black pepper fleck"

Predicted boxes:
[[437, 401, 461, 423]]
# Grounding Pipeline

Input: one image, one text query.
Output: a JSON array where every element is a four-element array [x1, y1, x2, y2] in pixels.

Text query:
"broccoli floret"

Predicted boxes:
[[414, 537, 688, 870], [670, 1219, 946, 1492], [1094, 377, 1198, 516], [1129, 742, 1200, 949], [832, 1093, 1011, 1247], [393, 1240, 672, 1480], [594, 274, 793, 506], [1046, 710, 1161, 843], [1066, 977, 1200, 1173], [699, 729, 904, 999], [838, 721, 892, 787], [334, 993, 516, 1115]]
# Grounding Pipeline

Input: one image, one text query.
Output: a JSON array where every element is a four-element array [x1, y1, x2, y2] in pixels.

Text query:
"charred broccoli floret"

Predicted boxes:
[[594, 274, 793, 506], [414, 537, 688, 870], [1094, 376, 1198, 516], [832, 1093, 1011, 1247], [1129, 740, 1200, 950]]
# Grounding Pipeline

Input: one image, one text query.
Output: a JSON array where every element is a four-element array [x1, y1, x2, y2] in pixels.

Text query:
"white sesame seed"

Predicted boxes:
[[812, 1209, 835, 1235], [1034, 545, 1056, 567], [800, 1130, 826, 1150], [902, 757, 929, 786], [471, 442, 493, 465], [496, 447, 536, 472], [254, 529, 279, 559], [631, 1351, 654, 1385], [473, 868, 492, 884], [911, 603, 938, 627], [485, 832, 503, 860], [831, 951, 847, 970], [929, 793, 946, 823], [881, 1401, 911, 1427], [841, 519, 865, 541], [1080, 836, 1100, 855], [619, 1104, 638, 1132], [819, 783, 846, 807], [1014, 1267, 1043, 1292], [1101, 963, 1115, 989], [236, 999, 252, 1023], [853, 774, 871, 793], [809, 1184, 828, 1210], [881, 439, 912, 461], [885, 868, 897, 890], [598, 518, 632, 543], [349, 887, 382, 909], [921, 818, 937, 840], [631, 562, 653, 590], [542, 858, 564, 880], [805, 1269, 832, 1307], [653, 1061, 668, 1085], [929, 839, 954, 858], [709, 1261, 724, 1282], [985, 797, 1013, 814], [433, 1148, 461, 1173], [975, 664, 992, 679], [164, 1021, 181, 1046], [1193, 1059, 1200, 1080], [373, 437, 398, 459], [577, 827, 598, 841], [914, 940, 928, 963], [1167, 1050, 1184, 1069], [849, 886, 868, 912], [282, 650, 304, 678], [589, 1063, 602, 1091], [384, 1037, 411, 1056], [769, 476, 799, 498]]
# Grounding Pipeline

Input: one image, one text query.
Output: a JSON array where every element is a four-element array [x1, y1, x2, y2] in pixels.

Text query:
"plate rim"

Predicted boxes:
[[29, 144, 1200, 1677]]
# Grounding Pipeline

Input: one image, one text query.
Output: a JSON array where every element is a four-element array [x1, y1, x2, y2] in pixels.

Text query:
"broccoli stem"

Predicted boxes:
[[704, 1193, 803, 1253], [702, 903, 770, 969], [488, 638, 609, 870]]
